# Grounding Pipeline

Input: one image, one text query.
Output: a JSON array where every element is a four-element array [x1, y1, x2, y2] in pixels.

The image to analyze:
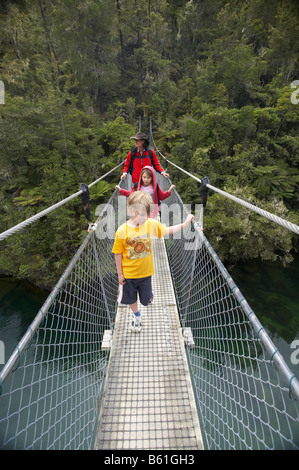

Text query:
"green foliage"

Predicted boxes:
[[203, 188, 297, 265], [0, 0, 298, 287]]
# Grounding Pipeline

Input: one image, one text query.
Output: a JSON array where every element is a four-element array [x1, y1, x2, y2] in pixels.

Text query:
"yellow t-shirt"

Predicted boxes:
[[112, 218, 167, 279]]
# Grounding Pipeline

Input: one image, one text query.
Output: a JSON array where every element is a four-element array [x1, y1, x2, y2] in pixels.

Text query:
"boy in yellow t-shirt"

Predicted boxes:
[[112, 191, 194, 332]]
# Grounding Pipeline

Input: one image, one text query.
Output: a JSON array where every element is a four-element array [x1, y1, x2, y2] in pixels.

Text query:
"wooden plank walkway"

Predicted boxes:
[[94, 237, 204, 450]]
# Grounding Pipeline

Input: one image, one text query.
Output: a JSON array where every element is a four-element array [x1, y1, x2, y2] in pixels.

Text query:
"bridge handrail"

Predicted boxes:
[[0, 162, 124, 242], [0, 184, 122, 389], [197, 227, 299, 402], [166, 175, 299, 402]]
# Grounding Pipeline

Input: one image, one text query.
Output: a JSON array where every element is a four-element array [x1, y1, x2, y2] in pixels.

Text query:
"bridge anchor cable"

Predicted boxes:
[[0, 162, 124, 242], [150, 133, 299, 236]]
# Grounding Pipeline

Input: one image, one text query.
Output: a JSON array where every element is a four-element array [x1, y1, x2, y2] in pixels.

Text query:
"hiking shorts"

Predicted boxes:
[[117, 276, 153, 306]]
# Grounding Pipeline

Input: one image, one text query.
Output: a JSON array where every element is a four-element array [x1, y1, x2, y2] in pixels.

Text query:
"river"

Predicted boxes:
[[229, 256, 299, 377], [0, 278, 48, 365]]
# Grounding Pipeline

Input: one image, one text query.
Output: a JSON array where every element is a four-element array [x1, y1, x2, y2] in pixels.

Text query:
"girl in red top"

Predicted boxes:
[[120, 132, 169, 184], [116, 166, 175, 219]]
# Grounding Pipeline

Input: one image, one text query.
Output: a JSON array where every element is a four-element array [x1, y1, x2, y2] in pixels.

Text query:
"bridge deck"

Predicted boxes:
[[94, 237, 204, 450]]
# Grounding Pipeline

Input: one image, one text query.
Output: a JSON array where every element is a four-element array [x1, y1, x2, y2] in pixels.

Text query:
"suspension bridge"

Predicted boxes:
[[0, 137, 298, 450]]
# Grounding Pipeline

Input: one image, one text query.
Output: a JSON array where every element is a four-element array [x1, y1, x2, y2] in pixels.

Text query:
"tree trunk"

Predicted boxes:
[[116, 0, 126, 68]]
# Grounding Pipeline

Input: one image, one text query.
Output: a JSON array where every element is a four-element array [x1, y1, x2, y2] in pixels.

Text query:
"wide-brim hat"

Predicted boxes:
[[130, 132, 149, 145]]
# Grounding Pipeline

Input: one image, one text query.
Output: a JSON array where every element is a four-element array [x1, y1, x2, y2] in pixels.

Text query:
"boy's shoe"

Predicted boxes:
[[131, 313, 142, 333]]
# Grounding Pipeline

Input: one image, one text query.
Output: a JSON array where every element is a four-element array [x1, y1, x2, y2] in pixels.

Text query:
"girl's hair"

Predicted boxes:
[[141, 168, 153, 180], [127, 191, 152, 216]]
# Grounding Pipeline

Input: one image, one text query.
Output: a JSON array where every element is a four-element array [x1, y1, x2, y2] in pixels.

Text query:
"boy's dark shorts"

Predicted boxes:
[[118, 276, 153, 306]]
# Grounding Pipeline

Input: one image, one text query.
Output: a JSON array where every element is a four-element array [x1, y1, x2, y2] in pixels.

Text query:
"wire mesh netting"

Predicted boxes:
[[0, 172, 298, 450], [0, 177, 131, 450], [157, 175, 299, 450]]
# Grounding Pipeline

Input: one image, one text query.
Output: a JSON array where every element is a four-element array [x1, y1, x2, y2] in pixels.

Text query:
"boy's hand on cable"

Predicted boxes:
[[115, 185, 121, 190], [118, 273, 126, 285], [184, 214, 195, 226], [169, 185, 175, 192]]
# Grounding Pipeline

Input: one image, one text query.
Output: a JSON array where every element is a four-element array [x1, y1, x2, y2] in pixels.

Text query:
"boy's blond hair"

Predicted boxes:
[[127, 191, 152, 216]]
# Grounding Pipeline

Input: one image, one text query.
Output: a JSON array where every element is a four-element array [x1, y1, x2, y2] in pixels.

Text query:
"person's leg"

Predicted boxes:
[[138, 276, 153, 306], [125, 281, 141, 332], [130, 300, 142, 332], [118, 280, 141, 331], [130, 277, 153, 333], [118, 279, 137, 306], [129, 301, 139, 314]]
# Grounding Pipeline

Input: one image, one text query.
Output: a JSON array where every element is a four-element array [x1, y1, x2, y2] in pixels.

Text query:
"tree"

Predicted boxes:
[[1, 0, 299, 287]]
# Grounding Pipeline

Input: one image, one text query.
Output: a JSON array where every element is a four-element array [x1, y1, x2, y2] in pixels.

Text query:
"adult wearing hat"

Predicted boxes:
[[121, 132, 169, 184]]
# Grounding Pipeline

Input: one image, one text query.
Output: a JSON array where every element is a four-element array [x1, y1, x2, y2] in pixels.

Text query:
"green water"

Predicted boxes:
[[0, 278, 48, 364], [0, 278, 105, 450], [229, 256, 299, 377]]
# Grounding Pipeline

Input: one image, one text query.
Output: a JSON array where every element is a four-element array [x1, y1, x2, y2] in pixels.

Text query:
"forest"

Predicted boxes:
[[0, 0, 299, 289]]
